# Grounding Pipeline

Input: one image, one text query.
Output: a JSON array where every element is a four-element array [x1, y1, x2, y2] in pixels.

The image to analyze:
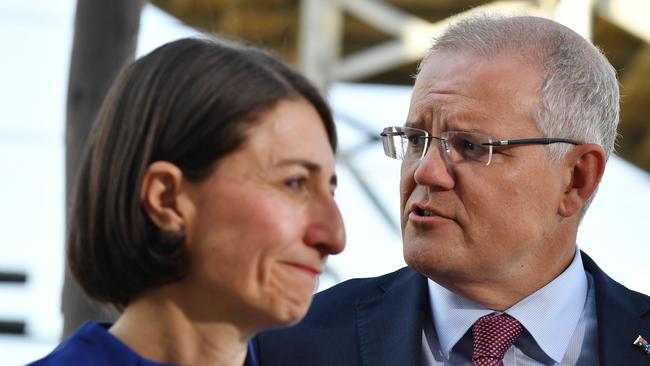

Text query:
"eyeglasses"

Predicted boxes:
[[380, 126, 581, 166]]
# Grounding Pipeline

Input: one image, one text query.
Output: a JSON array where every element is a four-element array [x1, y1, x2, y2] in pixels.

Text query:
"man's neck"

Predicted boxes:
[[433, 241, 578, 311]]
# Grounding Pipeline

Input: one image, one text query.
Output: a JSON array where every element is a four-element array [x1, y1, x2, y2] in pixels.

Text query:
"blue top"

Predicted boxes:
[[29, 321, 259, 366]]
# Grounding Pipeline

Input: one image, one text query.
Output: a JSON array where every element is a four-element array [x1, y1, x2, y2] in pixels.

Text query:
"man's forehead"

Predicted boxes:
[[415, 50, 542, 92], [407, 52, 543, 134]]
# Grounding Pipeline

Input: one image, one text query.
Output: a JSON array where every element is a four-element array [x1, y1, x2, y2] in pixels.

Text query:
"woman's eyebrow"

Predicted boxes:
[[276, 158, 321, 172]]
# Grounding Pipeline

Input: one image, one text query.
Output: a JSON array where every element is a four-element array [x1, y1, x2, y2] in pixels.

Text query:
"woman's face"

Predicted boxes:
[[180, 99, 345, 331]]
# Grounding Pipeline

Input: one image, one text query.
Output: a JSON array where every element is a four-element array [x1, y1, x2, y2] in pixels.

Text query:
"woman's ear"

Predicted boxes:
[[140, 161, 187, 231], [558, 144, 606, 218]]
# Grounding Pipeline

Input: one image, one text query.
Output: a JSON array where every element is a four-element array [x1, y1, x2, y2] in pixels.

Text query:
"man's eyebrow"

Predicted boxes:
[[404, 121, 423, 129]]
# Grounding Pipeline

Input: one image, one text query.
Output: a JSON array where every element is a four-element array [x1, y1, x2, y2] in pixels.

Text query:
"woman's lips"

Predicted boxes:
[[284, 262, 321, 278]]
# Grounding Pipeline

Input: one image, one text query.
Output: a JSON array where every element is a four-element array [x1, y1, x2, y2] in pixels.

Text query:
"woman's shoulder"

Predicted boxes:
[[27, 321, 168, 366], [28, 322, 127, 365]]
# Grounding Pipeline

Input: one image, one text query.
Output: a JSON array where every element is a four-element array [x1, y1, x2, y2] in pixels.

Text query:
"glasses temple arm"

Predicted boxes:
[[483, 138, 581, 146]]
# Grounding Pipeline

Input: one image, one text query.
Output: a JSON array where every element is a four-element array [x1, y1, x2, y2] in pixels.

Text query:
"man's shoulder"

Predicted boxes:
[[580, 251, 650, 364], [287, 266, 419, 326], [314, 266, 419, 303], [253, 266, 425, 365], [581, 251, 650, 309]]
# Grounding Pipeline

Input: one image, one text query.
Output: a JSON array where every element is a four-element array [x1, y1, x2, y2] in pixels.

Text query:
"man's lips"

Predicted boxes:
[[407, 202, 455, 224]]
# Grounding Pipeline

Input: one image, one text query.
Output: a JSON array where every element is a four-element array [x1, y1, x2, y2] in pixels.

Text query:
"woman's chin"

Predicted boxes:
[[264, 296, 312, 329]]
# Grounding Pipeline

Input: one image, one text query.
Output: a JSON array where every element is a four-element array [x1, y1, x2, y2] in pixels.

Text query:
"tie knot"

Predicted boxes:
[[471, 314, 524, 366]]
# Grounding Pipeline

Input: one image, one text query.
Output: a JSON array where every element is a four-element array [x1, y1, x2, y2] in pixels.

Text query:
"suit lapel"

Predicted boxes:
[[355, 268, 429, 366], [582, 251, 650, 365], [352, 254, 650, 365]]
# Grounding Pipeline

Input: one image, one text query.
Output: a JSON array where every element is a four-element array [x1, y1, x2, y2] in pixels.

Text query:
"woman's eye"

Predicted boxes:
[[285, 177, 307, 191]]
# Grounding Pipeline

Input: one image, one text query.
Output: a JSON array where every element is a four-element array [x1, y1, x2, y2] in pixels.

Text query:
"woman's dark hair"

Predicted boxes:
[[67, 37, 337, 309]]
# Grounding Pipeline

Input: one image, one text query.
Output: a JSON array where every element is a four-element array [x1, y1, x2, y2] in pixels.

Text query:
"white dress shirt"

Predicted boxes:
[[421, 250, 598, 365]]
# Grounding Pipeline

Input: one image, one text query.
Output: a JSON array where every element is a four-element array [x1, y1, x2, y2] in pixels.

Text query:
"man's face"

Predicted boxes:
[[401, 51, 571, 293]]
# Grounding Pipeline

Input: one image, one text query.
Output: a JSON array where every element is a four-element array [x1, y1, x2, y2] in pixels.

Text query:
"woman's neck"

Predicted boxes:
[[109, 288, 250, 366]]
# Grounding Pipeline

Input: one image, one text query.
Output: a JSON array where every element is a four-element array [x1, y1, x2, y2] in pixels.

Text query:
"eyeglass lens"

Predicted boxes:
[[381, 127, 494, 165], [443, 131, 492, 165]]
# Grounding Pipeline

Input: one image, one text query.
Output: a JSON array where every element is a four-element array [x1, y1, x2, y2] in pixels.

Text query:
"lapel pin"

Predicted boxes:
[[633, 335, 650, 354]]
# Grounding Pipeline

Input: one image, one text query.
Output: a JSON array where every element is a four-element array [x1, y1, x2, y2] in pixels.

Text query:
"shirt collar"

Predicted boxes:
[[427, 250, 588, 363]]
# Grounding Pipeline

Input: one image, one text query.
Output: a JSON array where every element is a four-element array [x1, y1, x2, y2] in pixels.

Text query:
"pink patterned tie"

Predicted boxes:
[[471, 314, 524, 366]]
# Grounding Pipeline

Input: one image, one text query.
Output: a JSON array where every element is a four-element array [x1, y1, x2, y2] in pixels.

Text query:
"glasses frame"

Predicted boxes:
[[380, 126, 582, 166]]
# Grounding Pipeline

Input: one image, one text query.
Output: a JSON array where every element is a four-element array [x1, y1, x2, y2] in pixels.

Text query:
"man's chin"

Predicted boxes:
[[402, 240, 454, 278], [404, 245, 434, 273]]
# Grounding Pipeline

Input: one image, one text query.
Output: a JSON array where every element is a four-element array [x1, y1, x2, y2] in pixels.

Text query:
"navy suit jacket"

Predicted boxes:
[[254, 251, 650, 365]]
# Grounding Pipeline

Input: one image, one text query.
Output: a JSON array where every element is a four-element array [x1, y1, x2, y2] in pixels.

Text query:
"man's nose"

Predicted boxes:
[[412, 143, 455, 190], [303, 196, 346, 256]]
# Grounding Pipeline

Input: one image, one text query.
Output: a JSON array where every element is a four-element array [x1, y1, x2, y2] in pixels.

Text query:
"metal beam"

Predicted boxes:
[[596, 0, 650, 43], [299, 0, 542, 86], [298, 0, 343, 91]]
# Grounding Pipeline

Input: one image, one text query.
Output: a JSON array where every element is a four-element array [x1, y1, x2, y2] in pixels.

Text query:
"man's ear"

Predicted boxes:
[[558, 144, 606, 218], [140, 161, 188, 231]]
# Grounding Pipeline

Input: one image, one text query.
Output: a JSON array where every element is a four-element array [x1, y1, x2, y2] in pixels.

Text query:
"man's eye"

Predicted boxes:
[[453, 138, 489, 159], [458, 139, 478, 151], [407, 135, 424, 146]]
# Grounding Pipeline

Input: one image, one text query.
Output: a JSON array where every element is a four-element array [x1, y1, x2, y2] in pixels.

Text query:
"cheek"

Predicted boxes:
[[460, 169, 551, 242], [245, 200, 318, 325], [399, 165, 417, 212], [229, 197, 303, 277], [190, 190, 306, 292], [499, 167, 558, 215], [454, 170, 515, 240], [227, 197, 313, 306]]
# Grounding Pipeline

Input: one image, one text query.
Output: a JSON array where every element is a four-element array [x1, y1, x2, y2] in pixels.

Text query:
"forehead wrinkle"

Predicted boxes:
[[427, 92, 493, 134], [406, 89, 455, 129], [410, 57, 503, 133]]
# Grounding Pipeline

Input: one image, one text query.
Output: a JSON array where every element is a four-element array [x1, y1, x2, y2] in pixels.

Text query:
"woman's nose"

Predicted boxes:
[[303, 197, 346, 256]]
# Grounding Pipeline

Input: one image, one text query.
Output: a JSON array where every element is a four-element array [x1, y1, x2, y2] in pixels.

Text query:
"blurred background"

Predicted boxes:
[[1, 0, 649, 364]]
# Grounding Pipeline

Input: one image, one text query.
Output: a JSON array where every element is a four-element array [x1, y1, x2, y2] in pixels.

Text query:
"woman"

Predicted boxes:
[[31, 37, 345, 365]]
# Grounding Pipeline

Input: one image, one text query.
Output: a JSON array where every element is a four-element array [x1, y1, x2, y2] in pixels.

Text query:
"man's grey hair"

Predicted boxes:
[[420, 15, 619, 161], [419, 15, 620, 215]]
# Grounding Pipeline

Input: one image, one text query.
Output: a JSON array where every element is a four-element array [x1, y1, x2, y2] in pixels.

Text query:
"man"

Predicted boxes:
[[254, 15, 650, 365]]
